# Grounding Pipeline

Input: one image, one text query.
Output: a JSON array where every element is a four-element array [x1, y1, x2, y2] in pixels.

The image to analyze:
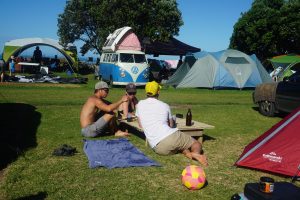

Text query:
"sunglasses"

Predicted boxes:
[[102, 88, 109, 92], [127, 92, 136, 95]]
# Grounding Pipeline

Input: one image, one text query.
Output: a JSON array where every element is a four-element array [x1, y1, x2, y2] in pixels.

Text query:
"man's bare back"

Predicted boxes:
[[80, 96, 102, 128]]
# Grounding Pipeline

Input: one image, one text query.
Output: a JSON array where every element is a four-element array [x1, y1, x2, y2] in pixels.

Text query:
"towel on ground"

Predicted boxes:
[[83, 138, 160, 169]]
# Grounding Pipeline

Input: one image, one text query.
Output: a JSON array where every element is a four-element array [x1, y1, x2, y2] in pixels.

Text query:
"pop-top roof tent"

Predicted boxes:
[[235, 107, 300, 177], [2, 38, 78, 68], [102, 26, 200, 56], [166, 49, 273, 89], [102, 26, 142, 52]]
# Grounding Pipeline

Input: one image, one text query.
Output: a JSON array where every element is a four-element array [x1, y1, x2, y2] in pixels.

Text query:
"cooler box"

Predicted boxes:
[[40, 66, 48, 74], [244, 182, 300, 200]]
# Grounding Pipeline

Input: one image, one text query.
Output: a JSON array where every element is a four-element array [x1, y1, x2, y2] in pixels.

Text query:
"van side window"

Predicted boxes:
[[108, 54, 112, 62], [103, 54, 108, 62], [111, 54, 118, 62]]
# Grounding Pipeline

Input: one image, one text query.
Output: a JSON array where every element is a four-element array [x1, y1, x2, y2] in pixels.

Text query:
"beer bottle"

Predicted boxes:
[[186, 108, 192, 126]]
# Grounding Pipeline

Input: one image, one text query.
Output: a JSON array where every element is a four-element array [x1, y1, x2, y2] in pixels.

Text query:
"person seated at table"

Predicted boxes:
[[135, 81, 208, 166], [118, 83, 138, 120], [80, 81, 130, 138]]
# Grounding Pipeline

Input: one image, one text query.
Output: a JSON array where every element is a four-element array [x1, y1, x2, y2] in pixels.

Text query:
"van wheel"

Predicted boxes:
[[259, 101, 275, 117]]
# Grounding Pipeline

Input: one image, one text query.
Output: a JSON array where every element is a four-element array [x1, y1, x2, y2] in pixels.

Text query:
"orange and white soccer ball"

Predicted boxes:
[[181, 165, 206, 190]]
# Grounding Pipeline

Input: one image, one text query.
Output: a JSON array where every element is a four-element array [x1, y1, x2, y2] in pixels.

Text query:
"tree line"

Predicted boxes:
[[229, 0, 300, 61], [58, 0, 300, 62]]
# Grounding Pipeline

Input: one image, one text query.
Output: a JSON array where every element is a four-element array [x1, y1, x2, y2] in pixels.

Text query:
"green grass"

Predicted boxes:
[[0, 76, 298, 200]]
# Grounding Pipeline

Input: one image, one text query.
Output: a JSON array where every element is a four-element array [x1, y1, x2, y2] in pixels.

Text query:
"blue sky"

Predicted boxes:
[[0, 0, 253, 58]]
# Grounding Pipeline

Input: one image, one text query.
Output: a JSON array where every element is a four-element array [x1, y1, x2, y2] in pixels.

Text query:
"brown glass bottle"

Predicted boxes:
[[186, 108, 192, 126]]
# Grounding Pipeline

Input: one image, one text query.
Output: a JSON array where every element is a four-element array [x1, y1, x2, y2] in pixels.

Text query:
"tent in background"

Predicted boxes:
[[142, 37, 200, 57], [166, 49, 273, 89], [235, 107, 300, 177], [268, 54, 300, 81], [2, 38, 78, 68], [165, 56, 195, 86], [2, 38, 78, 75], [269, 54, 300, 69]]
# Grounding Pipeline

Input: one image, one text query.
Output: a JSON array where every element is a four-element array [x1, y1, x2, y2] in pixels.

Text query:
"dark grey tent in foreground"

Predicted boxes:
[[166, 49, 273, 89]]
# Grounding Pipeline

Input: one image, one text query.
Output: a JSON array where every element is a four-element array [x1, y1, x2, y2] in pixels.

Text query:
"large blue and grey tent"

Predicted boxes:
[[166, 49, 273, 89]]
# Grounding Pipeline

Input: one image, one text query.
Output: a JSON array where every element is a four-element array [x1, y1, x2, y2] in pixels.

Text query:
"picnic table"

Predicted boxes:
[[120, 117, 215, 146]]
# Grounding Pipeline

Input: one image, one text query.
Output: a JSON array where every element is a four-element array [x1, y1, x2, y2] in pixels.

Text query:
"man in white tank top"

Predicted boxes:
[[136, 81, 208, 166]]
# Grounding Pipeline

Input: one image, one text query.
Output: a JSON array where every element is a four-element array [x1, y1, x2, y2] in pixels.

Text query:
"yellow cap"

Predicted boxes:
[[145, 81, 161, 96]]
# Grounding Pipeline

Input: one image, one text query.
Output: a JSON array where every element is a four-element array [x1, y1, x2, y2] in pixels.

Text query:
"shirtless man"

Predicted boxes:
[[80, 81, 130, 137]]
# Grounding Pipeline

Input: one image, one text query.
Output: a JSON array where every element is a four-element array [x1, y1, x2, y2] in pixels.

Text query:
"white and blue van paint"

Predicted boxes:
[[99, 27, 149, 85], [99, 50, 149, 85]]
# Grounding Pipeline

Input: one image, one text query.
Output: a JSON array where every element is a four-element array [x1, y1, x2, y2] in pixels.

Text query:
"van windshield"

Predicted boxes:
[[120, 53, 134, 63], [134, 54, 147, 63], [120, 53, 146, 63]]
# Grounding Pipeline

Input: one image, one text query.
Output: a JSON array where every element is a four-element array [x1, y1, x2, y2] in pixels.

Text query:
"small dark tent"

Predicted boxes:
[[142, 37, 200, 56], [235, 107, 300, 177]]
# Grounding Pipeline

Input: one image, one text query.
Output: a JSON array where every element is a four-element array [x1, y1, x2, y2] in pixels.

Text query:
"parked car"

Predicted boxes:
[[253, 71, 300, 116]]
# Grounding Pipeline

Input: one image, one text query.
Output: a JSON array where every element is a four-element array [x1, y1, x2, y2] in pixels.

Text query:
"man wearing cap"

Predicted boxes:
[[118, 83, 138, 120], [135, 81, 208, 166], [80, 81, 130, 137]]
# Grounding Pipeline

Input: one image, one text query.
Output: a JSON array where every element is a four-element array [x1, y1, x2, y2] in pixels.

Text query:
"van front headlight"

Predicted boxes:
[[143, 68, 149, 78], [120, 69, 126, 77]]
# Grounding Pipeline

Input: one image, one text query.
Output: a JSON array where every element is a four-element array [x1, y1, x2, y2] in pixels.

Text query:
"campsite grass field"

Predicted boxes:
[[0, 75, 299, 200]]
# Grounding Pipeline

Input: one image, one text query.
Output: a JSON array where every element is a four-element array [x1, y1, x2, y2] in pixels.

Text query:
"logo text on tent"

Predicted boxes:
[[262, 152, 282, 163]]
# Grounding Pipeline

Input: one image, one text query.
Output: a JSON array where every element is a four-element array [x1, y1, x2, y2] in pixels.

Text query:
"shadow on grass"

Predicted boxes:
[[119, 122, 146, 140], [203, 134, 216, 142], [14, 191, 47, 200], [251, 106, 288, 118], [251, 106, 259, 112], [0, 103, 41, 170]]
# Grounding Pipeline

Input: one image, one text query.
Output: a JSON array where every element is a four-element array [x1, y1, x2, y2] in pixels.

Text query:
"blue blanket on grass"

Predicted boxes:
[[83, 138, 160, 169]]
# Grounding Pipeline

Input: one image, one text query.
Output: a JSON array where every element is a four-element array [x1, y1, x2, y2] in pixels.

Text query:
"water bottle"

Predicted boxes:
[[186, 108, 192, 126]]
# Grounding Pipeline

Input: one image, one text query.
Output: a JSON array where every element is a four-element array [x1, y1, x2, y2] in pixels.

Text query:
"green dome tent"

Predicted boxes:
[[269, 54, 300, 81], [2, 38, 78, 70], [269, 54, 300, 67]]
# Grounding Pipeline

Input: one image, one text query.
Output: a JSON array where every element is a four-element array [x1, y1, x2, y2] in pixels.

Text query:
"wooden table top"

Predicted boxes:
[[120, 117, 214, 131]]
